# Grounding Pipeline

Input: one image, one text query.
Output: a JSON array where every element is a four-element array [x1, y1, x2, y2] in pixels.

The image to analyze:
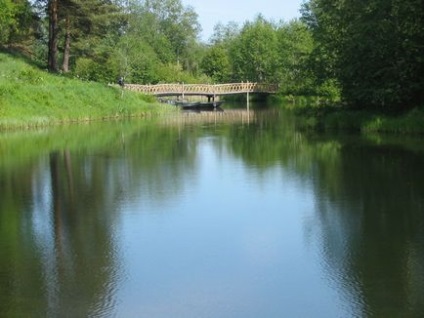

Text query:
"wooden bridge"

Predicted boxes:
[[124, 82, 278, 98]]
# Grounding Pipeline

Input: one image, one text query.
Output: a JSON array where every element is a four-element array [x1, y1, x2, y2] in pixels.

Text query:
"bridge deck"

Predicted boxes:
[[124, 82, 278, 96]]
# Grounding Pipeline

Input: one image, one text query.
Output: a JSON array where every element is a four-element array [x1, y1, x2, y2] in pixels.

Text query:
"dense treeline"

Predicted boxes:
[[301, 0, 424, 110], [1, 0, 423, 110]]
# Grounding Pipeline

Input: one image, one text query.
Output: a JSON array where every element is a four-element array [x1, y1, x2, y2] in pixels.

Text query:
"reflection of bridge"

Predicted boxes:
[[124, 82, 278, 99], [161, 109, 256, 125]]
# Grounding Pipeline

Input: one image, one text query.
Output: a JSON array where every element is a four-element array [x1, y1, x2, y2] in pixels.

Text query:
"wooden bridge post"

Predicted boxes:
[[182, 82, 185, 100], [246, 81, 250, 111]]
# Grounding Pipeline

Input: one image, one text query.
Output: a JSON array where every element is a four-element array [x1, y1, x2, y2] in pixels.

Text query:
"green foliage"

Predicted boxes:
[[74, 0, 202, 85], [200, 45, 231, 83], [0, 0, 35, 47], [58, 0, 123, 72], [114, 34, 163, 83], [5, 0, 422, 118], [277, 20, 316, 95], [230, 15, 279, 82], [115, 0, 201, 83], [202, 17, 336, 99], [74, 57, 115, 83], [127, 6, 175, 65], [302, 0, 424, 110], [138, 0, 200, 58], [0, 0, 17, 43], [209, 21, 240, 45], [315, 79, 340, 100]]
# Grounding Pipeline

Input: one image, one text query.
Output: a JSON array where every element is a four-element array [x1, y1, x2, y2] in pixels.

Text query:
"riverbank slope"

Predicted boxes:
[[0, 52, 172, 130]]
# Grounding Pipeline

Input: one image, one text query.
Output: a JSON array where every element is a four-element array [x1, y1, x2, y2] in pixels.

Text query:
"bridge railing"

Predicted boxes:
[[124, 82, 278, 96]]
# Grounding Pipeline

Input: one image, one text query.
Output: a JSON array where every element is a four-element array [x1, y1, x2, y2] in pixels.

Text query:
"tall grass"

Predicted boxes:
[[0, 52, 175, 130]]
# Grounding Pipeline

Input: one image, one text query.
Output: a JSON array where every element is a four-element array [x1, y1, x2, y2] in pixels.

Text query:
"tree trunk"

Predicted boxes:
[[48, 0, 59, 72], [62, 16, 71, 72]]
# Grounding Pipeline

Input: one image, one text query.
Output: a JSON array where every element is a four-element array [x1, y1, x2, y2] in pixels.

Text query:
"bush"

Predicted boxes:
[[74, 58, 115, 83]]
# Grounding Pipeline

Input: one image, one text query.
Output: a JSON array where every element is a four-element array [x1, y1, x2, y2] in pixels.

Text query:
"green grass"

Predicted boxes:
[[0, 52, 175, 130]]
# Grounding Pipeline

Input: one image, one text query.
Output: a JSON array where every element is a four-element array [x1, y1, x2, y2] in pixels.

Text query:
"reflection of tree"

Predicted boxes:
[[226, 109, 341, 178], [4, 110, 423, 316], [0, 162, 47, 316], [221, 112, 424, 316], [43, 150, 120, 316], [0, 121, 200, 316], [40, 123, 199, 315], [312, 142, 424, 317], [121, 124, 198, 203]]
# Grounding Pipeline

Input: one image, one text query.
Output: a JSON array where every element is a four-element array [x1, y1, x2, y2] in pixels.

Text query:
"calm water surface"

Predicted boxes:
[[1, 106, 424, 317]]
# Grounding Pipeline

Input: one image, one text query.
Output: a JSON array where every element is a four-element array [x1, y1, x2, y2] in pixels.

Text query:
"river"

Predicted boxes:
[[0, 104, 423, 317]]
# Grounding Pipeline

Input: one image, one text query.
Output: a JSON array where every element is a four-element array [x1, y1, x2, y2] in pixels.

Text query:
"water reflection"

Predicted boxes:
[[312, 141, 424, 317], [31, 150, 122, 317], [0, 109, 423, 317], [0, 120, 211, 317]]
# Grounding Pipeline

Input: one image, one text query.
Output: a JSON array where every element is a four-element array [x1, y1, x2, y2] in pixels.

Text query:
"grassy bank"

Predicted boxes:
[[0, 52, 174, 130], [282, 99, 424, 135]]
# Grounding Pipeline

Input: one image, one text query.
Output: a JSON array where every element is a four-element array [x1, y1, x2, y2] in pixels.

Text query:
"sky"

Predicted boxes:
[[181, 0, 304, 41]]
